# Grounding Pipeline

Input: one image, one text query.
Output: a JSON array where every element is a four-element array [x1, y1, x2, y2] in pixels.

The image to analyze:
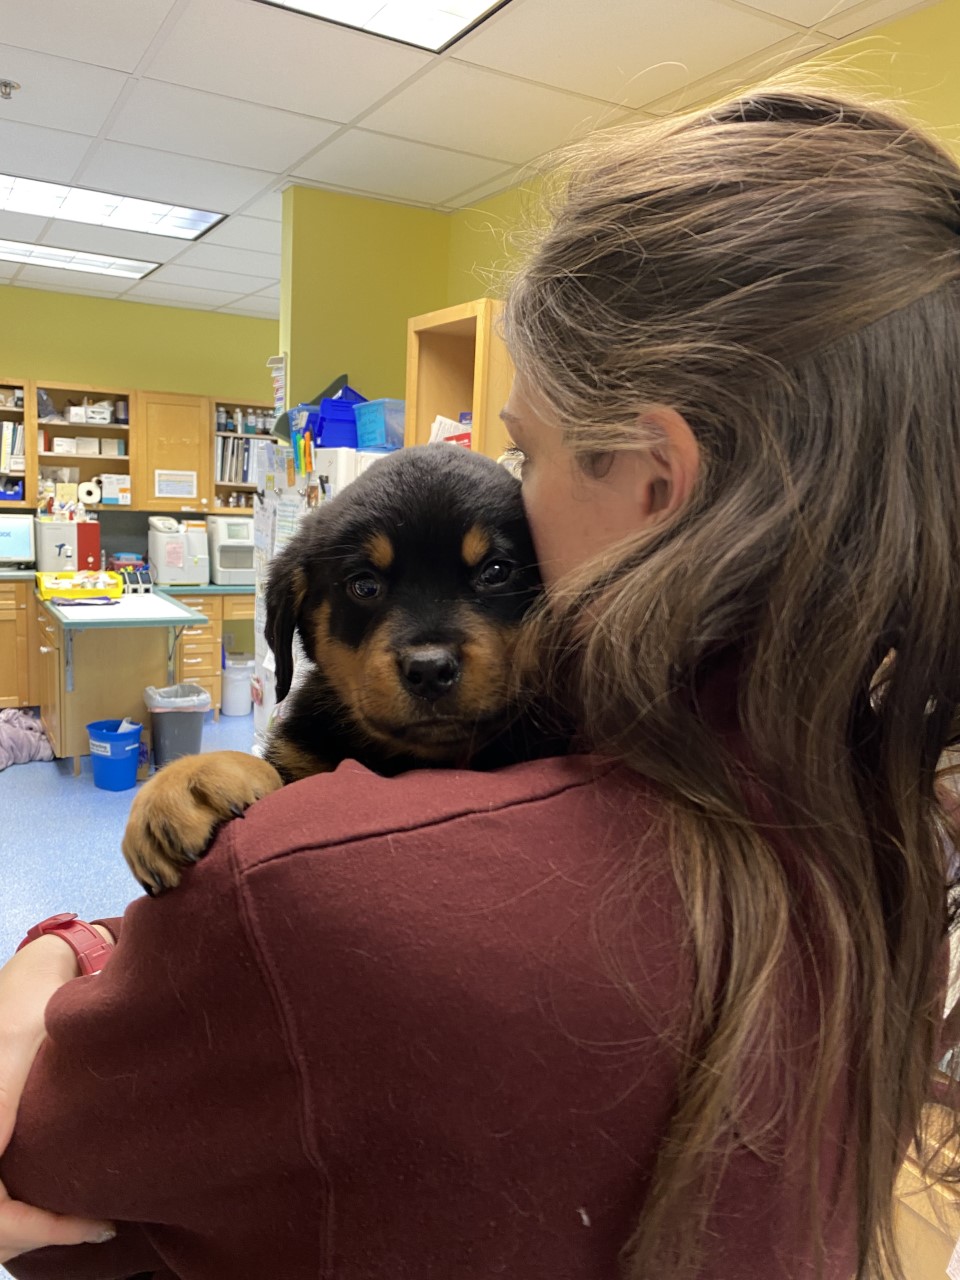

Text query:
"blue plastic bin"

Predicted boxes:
[[354, 398, 405, 451], [87, 719, 142, 791], [317, 398, 359, 448]]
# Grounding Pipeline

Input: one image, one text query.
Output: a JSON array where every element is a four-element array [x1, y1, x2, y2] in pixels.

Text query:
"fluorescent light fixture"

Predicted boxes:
[[254, 0, 504, 52], [0, 239, 157, 279], [0, 175, 223, 240]]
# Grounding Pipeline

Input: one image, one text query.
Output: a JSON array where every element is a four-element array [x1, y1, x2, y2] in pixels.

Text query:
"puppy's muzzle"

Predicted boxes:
[[397, 645, 461, 703]]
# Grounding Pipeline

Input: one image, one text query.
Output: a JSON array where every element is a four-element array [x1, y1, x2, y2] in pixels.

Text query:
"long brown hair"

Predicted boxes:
[[504, 90, 960, 1278]]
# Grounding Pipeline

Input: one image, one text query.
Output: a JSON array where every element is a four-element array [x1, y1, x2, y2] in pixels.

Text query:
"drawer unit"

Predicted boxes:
[[171, 593, 225, 715], [223, 594, 254, 622], [0, 581, 29, 708]]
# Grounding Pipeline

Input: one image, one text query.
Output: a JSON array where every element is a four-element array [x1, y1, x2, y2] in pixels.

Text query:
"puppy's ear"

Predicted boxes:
[[265, 543, 307, 703]]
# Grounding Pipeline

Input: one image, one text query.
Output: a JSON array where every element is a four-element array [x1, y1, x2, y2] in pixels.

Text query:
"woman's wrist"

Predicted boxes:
[[23, 926, 114, 980]]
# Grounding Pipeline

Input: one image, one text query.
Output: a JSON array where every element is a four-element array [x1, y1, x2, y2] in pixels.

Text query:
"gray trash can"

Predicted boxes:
[[145, 683, 212, 768]]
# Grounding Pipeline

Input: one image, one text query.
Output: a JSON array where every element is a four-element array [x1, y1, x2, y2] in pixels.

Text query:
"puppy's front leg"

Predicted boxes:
[[122, 751, 283, 894]]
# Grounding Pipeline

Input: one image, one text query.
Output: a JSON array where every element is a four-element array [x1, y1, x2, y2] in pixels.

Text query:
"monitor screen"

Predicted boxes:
[[0, 514, 35, 565]]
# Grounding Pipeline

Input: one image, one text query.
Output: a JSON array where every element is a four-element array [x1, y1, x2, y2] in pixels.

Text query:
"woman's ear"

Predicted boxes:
[[635, 406, 700, 524]]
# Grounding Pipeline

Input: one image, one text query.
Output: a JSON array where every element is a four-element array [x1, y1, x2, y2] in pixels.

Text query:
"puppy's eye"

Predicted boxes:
[[347, 573, 382, 601], [475, 559, 515, 588]]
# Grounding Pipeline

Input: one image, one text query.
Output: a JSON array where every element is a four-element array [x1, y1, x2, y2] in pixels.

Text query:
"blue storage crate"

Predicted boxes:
[[317, 398, 358, 448], [354, 398, 405, 451], [0, 478, 25, 501]]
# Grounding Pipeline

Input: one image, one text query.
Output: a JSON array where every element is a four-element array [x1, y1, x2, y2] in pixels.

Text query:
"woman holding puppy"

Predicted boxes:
[[2, 89, 960, 1279]]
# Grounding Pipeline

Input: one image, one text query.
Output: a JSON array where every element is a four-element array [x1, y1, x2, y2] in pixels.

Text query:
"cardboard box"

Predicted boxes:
[[100, 437, 125, 457], [75, 437, 100, 456], [66, 406, 87, 424], [100, 473, 131, 506], [52, 437, 77, 454]]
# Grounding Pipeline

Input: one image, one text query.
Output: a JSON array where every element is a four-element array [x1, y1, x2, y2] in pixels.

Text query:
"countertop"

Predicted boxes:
[[39, 590, 207, 629], [0, 570, 253, 593]]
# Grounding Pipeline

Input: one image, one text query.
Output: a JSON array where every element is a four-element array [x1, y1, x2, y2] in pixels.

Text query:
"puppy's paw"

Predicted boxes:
[[122, 751, 283, 894]]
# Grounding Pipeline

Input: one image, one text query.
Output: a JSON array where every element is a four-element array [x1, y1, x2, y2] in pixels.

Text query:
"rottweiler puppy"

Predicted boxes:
[[123, 445, 552, 894]]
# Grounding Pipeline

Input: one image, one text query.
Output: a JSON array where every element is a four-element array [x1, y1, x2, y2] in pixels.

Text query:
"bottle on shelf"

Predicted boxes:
[[216, 404, 227, 430]]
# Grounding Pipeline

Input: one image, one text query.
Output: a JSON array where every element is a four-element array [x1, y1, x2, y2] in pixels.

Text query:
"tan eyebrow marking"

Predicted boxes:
[[462, 525, 491, 568], [363, 532, 394, 570]]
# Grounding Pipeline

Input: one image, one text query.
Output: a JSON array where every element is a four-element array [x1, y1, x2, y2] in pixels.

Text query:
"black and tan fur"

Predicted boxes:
[[123, 445, 555, 894]]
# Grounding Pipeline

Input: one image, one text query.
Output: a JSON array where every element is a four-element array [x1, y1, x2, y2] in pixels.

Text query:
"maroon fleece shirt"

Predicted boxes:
[[1, 755, 857, 1280]]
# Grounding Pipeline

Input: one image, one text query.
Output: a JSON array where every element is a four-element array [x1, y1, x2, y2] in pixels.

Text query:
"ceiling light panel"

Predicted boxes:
[[0, 174, 223, 239], [0, 238, 157, 278], [253, 0, 502, 51]]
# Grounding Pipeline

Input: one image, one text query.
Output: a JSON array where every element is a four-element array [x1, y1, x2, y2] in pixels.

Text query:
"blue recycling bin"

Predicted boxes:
[[86, 719, 142, 791]]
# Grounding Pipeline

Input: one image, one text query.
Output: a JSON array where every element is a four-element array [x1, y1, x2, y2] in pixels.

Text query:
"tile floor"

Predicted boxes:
[[0, 710, 255, 1280], [0, 710, 256, 960]]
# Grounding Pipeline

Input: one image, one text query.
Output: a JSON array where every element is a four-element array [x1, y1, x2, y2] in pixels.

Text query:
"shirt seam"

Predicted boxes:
[[227, 823, 335, 1279], [243, 760, 623, 871]]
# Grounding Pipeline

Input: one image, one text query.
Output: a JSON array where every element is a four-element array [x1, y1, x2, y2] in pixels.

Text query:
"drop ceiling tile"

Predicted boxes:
[[172, 242, 281, 277], [78, 142, 274, 213], [216, 298, 281, 318], [37, 220, 186, 264], [255, 282, 281, 299], [443, 167, 524, 209], [0, 44, 128, 135], [108, 80, 338, 172], [642, 31, 829, 115], [13, 265, 135, 294], [1, 0, 177, 72], [241, 192, 284, 222], [455, 0, 796, 108], [737, 0, 919, 27], [0, 121, 94, 185], [0, 210, 49, 244], [124, 281, 244, 308], [149, 263, 276, 292], [202, 215, 281, 254], [145, 0, 432, 121], [817, 0, 936, 36], [0, 261, 20, 280], [361, 60, 630, 165], [294, 131, 513, 206]]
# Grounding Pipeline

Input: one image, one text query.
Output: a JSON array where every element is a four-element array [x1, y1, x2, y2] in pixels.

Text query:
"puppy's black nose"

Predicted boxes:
[[398, 647, 461, 702]]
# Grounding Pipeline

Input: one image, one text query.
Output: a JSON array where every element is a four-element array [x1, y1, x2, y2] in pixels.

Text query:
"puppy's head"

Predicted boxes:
[[265, 445, 542, 761]]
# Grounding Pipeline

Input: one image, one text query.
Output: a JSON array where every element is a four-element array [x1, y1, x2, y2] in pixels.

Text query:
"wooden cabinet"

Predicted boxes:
[[0, 377, 33, 510], [895, 1155, 960, 1278], [171, 592, 223, 716], [36, 381, 131, 512], [133, 391, 212, 513], [34, 599, 168, 770], [0, 581, 29, 707], [405, 298, 514, 461]]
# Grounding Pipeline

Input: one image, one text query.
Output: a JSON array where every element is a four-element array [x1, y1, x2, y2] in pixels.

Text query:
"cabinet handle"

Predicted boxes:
[[183, 657, 204, 665], [183, 627, 204, 636], [39, 645, 52, 655]]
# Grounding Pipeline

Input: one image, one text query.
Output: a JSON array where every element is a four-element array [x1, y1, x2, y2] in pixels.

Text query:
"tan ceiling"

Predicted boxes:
[[0, 0, 940, 317]]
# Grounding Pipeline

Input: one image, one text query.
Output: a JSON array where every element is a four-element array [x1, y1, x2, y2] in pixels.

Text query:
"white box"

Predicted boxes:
[[99, 437, 124, 457], [100, 473, 131, 506], [313, 447, 358, 502], [84, 404, 113, 424], [52, 437, 77, 454], [75, 436, 100, 456], [66, 406, 87, 424]]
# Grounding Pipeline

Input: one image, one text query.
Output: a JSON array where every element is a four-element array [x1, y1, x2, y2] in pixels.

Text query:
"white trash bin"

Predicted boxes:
[[222, 655, 255, 717]]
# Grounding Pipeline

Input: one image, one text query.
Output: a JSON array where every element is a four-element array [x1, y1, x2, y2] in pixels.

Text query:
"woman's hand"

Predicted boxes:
[[0, 932, 116, 1261]]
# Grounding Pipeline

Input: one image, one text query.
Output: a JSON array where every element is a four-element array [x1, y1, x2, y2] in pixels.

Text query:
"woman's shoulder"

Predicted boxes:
[[229, 753, 659, 874]]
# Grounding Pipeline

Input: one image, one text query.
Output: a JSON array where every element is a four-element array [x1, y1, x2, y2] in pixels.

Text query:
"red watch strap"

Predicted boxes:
[[17, 915, 114, 976]]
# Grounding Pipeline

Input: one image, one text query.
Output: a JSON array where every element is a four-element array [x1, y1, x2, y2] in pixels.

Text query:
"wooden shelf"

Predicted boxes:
[[39, 452, 129, 463], [0, 406, 24, 415]]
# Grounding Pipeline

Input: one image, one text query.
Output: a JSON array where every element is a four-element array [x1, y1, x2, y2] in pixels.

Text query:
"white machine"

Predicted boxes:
[[207, 515, 255, 586], [148, 516, 210, 586]]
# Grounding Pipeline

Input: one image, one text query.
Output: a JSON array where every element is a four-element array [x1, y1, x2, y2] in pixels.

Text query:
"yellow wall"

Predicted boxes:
[[447, 181, 545, 306], [280, 186, 450, 407], [814, 1, 960, 153], [0, 286, 276, 400]]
